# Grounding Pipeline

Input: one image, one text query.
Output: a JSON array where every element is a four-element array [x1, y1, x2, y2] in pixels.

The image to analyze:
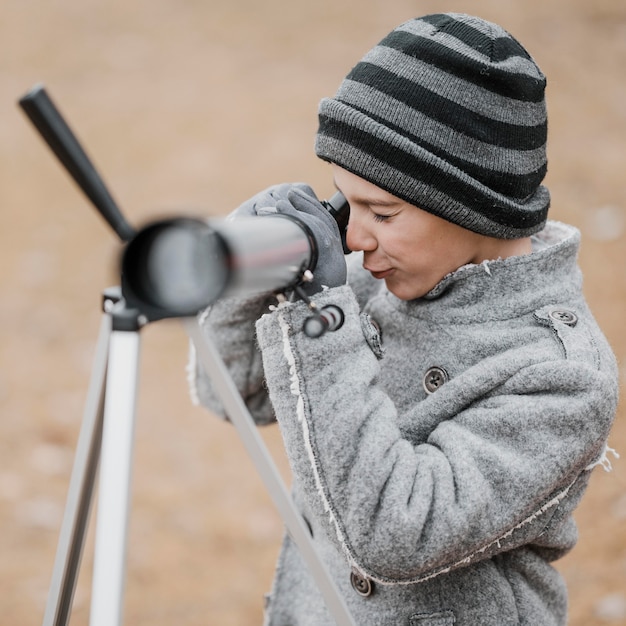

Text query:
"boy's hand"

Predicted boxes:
[[270, 187, 347, 295], [228, 183, 313, 219]]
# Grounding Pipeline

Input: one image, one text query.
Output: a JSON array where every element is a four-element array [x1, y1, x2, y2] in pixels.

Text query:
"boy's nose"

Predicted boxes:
[[346, 214, 377, 253]]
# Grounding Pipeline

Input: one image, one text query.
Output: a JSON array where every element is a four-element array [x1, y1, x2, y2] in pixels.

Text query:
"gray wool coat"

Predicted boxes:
[[189, 221, 619, 626]]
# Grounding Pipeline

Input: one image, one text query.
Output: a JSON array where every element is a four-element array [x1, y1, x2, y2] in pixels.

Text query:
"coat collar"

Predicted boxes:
[[388, 221, 582, 323]]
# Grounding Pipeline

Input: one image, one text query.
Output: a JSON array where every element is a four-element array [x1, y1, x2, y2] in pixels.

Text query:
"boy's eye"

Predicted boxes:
[[373, 213, 391, 223]]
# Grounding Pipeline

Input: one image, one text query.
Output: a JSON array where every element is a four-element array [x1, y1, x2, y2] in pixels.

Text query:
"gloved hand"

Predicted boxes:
[[228, 183, 315, 219], [264, 185, 347, 295]]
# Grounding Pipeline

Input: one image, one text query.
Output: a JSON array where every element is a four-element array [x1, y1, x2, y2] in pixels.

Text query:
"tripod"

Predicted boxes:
[[19, 82, 355, 626], [41, 287, 356, 626]]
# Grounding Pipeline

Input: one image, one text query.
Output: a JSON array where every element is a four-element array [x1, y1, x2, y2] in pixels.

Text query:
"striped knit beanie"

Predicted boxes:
[[315, 13, 550, 239]]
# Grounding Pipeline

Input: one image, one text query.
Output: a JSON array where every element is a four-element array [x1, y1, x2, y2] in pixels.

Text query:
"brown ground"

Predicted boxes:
[[2, 1, 626, 624]]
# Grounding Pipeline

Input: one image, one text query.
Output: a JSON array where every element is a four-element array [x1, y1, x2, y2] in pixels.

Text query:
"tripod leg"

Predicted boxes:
[[42, 313, 111, 626], [89, 327, 141, 626], [185, 318, 356, 626]]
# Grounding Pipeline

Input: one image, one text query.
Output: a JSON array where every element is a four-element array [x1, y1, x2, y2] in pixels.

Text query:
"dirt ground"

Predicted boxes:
[[2, 1, 626, 624]]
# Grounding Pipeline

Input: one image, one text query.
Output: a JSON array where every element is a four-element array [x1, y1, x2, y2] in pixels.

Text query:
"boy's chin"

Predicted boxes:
[[385, 278, 430, 301]]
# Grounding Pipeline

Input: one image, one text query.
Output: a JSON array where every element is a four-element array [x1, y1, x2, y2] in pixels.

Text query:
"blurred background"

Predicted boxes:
[[1, 0, 625, 624]]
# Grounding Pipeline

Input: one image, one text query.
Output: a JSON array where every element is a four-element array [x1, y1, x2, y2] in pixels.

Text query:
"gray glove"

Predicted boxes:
[[268, 186, 347, 295], [228, 183, 315, 219]]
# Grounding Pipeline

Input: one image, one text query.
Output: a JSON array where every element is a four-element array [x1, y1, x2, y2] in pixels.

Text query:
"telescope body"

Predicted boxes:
[[121, 214, 314, 320]]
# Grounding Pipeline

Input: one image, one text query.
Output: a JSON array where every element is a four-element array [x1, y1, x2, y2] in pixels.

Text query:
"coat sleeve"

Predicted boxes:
[[255, 286, 619, 583], [187, 252, 377, 424], [188, 293, 276, 425]]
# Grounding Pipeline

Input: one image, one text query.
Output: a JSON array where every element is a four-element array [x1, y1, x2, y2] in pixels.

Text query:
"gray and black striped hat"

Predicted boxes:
[[315, 13, 549, 239]]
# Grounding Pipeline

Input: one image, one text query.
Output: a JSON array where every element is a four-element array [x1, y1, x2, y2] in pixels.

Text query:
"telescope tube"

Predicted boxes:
[[121, 214, 314, 321]]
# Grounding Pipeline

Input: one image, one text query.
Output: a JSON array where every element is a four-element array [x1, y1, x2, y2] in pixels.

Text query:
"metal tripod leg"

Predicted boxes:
[[42, 293, 116, 626], [185, 318, 356, 626], [41, 291, 143, 626], [88, 305, 142, 626]]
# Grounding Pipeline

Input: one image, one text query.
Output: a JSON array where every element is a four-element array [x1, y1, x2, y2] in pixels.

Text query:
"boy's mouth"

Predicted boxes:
[[365, 266, 394, 280]]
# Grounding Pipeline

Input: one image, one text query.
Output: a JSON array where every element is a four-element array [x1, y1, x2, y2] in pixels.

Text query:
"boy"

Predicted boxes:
[[189, 13, 618, 625]]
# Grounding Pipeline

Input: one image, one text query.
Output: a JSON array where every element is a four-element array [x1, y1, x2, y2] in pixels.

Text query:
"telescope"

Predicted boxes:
[[19, 83, 350, 329], [120, 191, 350, 324]]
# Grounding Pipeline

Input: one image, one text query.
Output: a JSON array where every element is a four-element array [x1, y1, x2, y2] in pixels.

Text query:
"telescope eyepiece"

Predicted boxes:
[[322, 191, 350, 254]]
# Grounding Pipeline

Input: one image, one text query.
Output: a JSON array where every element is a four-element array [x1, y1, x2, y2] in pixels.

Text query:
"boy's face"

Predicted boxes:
[[333, 165, 497, 301]]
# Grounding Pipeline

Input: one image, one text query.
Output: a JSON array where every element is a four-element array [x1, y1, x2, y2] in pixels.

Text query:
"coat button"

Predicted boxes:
[[548, 309, 578, 327], [350, 570, 374, 597], [370, 318, 382, 340], [423, 366, 449, 394]]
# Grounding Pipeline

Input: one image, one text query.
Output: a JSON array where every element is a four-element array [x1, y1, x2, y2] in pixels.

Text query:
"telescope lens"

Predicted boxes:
[[122, 218, 230, 318]]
